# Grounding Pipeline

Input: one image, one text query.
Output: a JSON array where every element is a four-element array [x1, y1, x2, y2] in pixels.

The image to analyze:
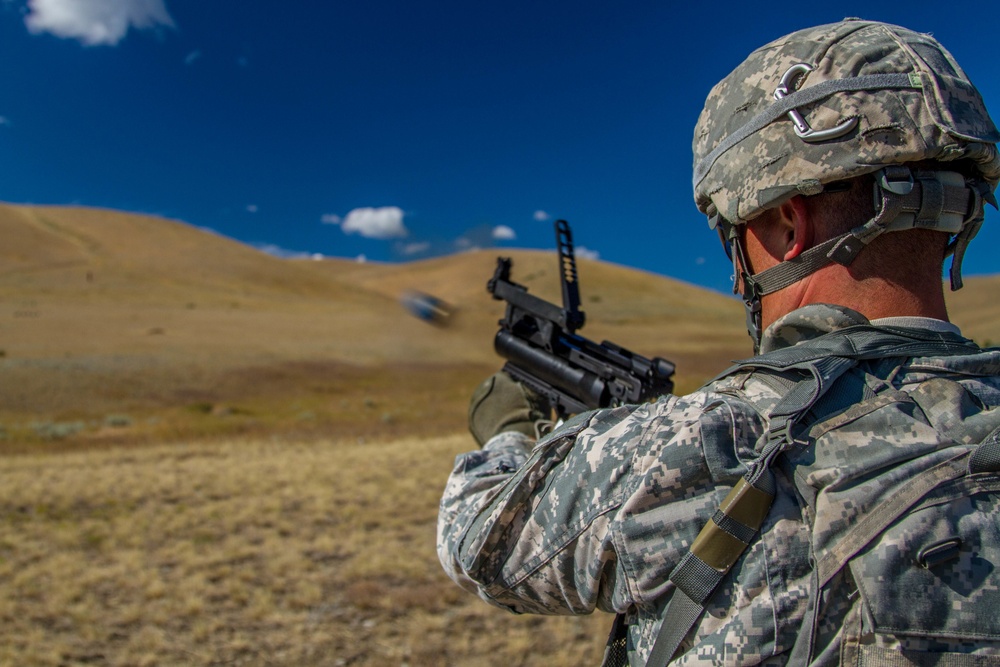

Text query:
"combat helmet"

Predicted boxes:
[[692, 19, 999, 348]]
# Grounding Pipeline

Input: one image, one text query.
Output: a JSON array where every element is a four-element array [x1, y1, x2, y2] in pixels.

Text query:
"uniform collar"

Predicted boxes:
[[760, 304, 870, 354], [759, 304, 962, 354]]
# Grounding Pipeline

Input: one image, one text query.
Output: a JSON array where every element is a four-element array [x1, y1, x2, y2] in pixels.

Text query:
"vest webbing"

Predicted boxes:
[[641, 325, 982, 667]]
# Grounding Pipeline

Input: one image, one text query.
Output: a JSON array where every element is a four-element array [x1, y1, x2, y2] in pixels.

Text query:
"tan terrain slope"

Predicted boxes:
[[943, 274, 1000, 346], [0, 203, 998, 665], [1, 203, 997, 445]]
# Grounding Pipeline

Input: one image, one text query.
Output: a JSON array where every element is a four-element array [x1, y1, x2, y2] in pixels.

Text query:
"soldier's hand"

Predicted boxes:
[[468, 372, 550, 446]]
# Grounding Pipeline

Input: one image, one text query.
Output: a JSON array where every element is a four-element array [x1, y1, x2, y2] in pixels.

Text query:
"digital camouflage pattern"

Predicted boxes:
[[437, 303, 1000, 665], [692, 19, 1000, 225]]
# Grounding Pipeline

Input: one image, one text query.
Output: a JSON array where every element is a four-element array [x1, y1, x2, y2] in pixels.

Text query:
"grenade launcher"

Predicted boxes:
[[487, 219, 676, 420]]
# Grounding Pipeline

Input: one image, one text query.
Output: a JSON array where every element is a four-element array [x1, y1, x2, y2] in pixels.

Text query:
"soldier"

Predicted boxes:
[[438, 19, 1000, 666]]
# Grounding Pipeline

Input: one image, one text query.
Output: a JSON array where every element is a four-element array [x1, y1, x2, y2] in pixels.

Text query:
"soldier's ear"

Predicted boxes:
[[777, 196, 815, 261]]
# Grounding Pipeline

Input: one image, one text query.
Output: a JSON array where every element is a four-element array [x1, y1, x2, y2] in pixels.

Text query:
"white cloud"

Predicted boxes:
[[184, 50, 201, 65], [454, 237, 483, 253], [254, 243, 315, 260], [576, 246, 600, 261], [401, 241, 431, 256], [246, 204, 258, 213], [338, 206, 407, 240], [533, 210, 550, 222], [320, 213, 342, 225], [25, 0, 175, 46], [0, 116, 10, 127], [492, 225, 516, 241]]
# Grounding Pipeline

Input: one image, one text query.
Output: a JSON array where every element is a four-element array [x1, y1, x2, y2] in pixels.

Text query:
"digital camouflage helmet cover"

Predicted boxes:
[[692, 19, 1000, 348]]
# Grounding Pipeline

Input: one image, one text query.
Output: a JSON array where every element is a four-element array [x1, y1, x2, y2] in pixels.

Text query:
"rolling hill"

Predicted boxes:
[[1, 203, 997, 443], [1, 203, 995, 666]]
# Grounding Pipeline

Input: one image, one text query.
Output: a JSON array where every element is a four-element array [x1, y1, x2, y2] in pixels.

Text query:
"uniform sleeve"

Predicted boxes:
[[436, 391, 760, 617]]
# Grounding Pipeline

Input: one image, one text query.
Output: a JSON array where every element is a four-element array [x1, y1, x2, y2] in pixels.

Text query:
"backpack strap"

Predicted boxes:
[[645, 477, 777, 667], [813, 421, 1000, 589], [643, 326, 981, 667], [645, 355, 858, 666], [970, 423, 1000, 474], [787, 422, 1000, 664], [815, 449, 974, 589]]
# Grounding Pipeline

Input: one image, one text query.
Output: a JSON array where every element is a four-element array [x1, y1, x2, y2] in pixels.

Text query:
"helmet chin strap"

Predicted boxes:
[[719, 221, 765, 353], [714, 167, 993, 354]]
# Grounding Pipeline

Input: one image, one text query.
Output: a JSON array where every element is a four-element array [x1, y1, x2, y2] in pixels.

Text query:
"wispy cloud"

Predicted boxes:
[[0, 116, 10, 127], [533, 210, 551, 222], [246, 204, 258, 213], [492, 225, 516, 240], [451, 224, 504, 254], [329, 206, 408, 240], [400, 241, 431, 256], [184, 50, 201, 65], [254, 243, 323, 261], [320, 213, 342, 225], [25, 0, 175, 46], [576, 246, 600, 261]]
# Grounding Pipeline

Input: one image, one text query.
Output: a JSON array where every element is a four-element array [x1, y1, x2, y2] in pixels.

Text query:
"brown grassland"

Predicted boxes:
[[0, 435, 608, 666], [1, 203, 998, 665]]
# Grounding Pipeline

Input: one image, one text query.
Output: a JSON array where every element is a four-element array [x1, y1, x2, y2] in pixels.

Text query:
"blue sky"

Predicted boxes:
[[1, 1, 998, 294]]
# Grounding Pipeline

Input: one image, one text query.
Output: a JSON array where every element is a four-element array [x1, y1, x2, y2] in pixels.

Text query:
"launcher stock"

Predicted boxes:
[[487, 219, 675, 420]]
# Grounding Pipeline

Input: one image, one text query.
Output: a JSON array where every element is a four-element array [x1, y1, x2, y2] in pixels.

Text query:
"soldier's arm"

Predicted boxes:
[[436, 392, 748, 616]]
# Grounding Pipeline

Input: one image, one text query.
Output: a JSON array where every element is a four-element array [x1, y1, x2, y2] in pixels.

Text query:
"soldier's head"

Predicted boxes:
[[692, 19, 999, 349]]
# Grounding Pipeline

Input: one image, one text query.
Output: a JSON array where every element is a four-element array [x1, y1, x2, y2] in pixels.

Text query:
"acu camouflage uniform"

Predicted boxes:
[[439, 18, 1000, 666], [437, 304, 1000, 665]]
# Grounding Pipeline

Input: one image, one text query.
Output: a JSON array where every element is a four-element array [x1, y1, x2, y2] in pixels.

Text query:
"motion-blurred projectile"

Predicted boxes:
[[400, 290, 453, 326]]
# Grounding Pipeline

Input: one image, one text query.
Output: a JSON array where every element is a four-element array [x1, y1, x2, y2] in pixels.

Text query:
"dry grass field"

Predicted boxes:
[[1, 203, 997, 665], [0, 203, 754, 447], [0, 434, 609, 666]]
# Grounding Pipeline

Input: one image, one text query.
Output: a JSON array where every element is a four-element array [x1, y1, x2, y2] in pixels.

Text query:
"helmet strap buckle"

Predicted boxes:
[[878, 166, 914, 196]]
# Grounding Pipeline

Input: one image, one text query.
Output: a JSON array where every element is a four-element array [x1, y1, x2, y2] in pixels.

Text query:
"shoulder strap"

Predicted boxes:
[[644, 326, 981, 666], [645, 355, 856, 667], [816, 423, 1000, 587], [712, 324, 978, 383], [787, 422, 1000, 664]]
